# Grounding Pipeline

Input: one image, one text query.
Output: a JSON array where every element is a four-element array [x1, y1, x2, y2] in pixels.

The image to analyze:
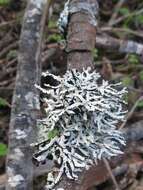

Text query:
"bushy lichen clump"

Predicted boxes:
[[33, 68, 127, 189]]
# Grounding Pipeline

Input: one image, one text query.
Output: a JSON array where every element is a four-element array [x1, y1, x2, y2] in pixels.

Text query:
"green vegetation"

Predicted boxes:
[[118, 7, 130, 15], [92, 48, 98, 61], [135, 15, 143, 25], [128, 54, 140, 65], [0, 143, 8, 156], [0, 97, 9, 108], [48, 34, 62, 43], [123, 93, 128, 103], [0, 0, 10, 6], [122, 76, 133, 87], [137, 100, 143, 109], [48, 129, 59, 140], [48, 20, 57, 29], [7, 50, 17, 61]]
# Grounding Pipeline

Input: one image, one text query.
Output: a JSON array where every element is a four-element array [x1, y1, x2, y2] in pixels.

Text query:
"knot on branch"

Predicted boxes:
[[58, 0, 99, 36], [33, 68, 127, 190]]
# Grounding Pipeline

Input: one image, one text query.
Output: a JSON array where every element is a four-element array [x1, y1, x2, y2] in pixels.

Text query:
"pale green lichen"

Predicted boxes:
[[33, 68, 127, 190]]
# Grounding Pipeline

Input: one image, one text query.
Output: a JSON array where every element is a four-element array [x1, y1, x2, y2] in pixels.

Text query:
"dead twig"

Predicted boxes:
[[0, 41, 18, 59], [120, 96, 143, 129], [100, 27, 143, 38], [108, 0, 126, 26], [103, 158, 121, 190], [0, 20, 17, 28], [111, 8, 143, 26], [96, 35, 143, 55]]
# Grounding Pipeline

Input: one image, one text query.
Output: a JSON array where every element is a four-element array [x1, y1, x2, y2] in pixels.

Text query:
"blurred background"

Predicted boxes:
[[0, 0, 143, 189]]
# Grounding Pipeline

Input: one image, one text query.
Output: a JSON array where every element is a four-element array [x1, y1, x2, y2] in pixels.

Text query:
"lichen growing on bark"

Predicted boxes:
[[33, 68, 127, 190], [57, 0, 98, 36]]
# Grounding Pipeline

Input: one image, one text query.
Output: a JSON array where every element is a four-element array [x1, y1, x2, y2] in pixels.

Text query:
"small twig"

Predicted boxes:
[[108, 0, 126, 26], [0, 32, 14, 51], [120, 96, 143, 129], [0, 41, 18, 59], [0, 20, 17, 28], [100, 27, 143, 38], [0, 78, 15, 87], [6, 58, 17, 68], [103, 158, 121, 190], [111, 8, 143, 26], [96, 35, 143, 55]]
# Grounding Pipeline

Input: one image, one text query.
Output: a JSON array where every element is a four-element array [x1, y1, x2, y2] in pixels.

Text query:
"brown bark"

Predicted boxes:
[[67, 0, 98, 71], [54, 0, 99, 189]]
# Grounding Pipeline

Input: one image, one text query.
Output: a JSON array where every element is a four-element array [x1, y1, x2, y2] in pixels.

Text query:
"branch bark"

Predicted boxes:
[[96, 35, 143, 56], [67, 0, 98, 71], [54, 1, 143, 189], [54, 0, 99, 189], [6, 0, 49, 189]]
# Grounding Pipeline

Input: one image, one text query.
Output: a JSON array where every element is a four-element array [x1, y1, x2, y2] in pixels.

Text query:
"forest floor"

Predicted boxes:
[[0, 0, 143, 189]]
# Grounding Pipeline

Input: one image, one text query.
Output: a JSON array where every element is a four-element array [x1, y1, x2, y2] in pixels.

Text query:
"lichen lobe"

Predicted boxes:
[[33, 68, 127, 190]]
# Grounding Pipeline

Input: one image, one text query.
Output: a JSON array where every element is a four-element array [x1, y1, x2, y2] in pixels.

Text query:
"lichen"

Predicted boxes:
[[9, 148, 24, 161], [57, 0, 99, 36], [7, 167, 24, 188], [8, 175, 24, 187], [57, 0, 70, 35], [15, 129, 27, 139], [31, 0, 46, 10], [33, 68, 127, 190]]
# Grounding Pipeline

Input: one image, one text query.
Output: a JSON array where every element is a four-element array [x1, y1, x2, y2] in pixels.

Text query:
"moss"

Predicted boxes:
[[48, 129, 59, 140], [128, 54, 140, 65], [118, 7, 130, 15], [137, 100, 143, 109], [0, 143, 7, 156], [0, 0, 10, 6], [48, 34, 62, 43], [92, 48, 98, 61], [0, 97, 9, 108], [48, 20, 57, 29], [122, 76, 133, 87]]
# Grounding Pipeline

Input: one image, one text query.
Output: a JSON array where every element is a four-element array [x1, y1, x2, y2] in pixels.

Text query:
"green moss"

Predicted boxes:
[[48, 21, 57, 29], [48, 129, 59, 140], [0, 0, 10, 6], [0, 143, 7, 156], [0, 97, 8, 108], [118, 7, 130, 15], [137, 100, 143, 109], [128, 54, 140, 65], [48, 34, 62, 43], [92, 48, 98, 61], [122, 76, 133, 87]]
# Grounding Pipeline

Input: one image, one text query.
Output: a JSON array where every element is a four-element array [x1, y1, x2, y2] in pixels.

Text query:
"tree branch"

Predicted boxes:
[[6, 0, 49, 189], [54, 0, 99, 189], [96, 35, 143, 55], [67, 0, 98, 71]]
